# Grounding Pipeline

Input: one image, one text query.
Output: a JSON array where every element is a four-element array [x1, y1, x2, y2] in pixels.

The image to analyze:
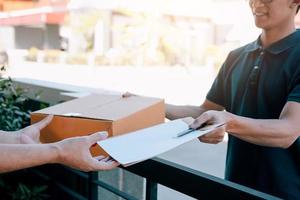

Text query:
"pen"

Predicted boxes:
[[176, 122, 208, 137], [176, 122, 225, 138], [176, 128, 197, 137]]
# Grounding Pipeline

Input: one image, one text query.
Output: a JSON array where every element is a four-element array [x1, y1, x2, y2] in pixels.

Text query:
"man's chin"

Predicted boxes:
[[254, 21, 271, 30]]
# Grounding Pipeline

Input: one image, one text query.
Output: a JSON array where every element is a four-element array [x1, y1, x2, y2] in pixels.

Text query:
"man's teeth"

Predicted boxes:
[[255, 12, 266, 16]]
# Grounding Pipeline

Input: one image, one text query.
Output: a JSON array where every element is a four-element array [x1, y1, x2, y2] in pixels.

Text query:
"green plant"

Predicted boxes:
[[0, 178, 49, 200], [0, 75, 50, 199], [0, 171, 50, 200], [12, 183, 49, 200], [0, 78, 30, 131]]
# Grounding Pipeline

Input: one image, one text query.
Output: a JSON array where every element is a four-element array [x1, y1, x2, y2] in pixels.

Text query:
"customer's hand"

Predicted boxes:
[[55, 132, 119, 171], [190, 111, 229, 144], [18, 115, 53, 144]]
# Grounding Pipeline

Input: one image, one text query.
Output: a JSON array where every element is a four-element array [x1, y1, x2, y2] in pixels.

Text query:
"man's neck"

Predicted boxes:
[[260, 22, 296, 48]]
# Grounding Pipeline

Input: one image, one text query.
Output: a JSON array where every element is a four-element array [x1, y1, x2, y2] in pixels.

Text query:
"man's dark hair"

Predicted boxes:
[[297, 5, 300, 14]]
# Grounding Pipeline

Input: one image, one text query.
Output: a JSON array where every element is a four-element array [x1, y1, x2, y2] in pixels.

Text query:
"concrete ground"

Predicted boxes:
[[158, 140, 227, 200], [7, 61, 227, 200]]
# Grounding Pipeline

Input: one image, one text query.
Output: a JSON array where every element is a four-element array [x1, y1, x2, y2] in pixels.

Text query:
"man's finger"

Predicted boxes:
[[201, 127, 224, 137], [93, 155, 106, 161], [34, 115, 53, 130], [199, 137, 221, 144], [181, 117, 194, 125], [90, 158, 120, 170], [101, 157, 111, 162], [190, 113, 210, 129], [200, 135, 223, 141], [88, 131, 108, 146]]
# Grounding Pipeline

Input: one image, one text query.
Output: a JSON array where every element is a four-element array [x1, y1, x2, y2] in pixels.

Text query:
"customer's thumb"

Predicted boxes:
[[88, 131, 108, 145]]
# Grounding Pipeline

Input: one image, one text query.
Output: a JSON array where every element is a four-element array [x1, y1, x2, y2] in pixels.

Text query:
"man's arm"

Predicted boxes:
[[0, 132, 119, 173], [166, 100, 224, 120], [121, 92, 224, 120], [191, 101, 300, 148], [228, 101, 300, 148]]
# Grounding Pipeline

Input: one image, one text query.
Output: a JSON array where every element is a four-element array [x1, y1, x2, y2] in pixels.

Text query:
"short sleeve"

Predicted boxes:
[[206, 63, 226, 107], [206, 49, 243, 107], [288, 69, 300, 103], [206, 50, 238, 107]]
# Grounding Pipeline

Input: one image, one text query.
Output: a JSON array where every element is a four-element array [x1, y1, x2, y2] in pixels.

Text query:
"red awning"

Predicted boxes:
[[0, 6, 67, 26]]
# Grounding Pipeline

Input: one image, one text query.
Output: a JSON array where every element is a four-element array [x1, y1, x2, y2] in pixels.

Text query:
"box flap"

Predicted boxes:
[[33, 94, 164, 121]]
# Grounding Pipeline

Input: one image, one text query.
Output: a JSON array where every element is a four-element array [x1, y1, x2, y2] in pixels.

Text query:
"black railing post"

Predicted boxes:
[[146, 179, 158, 200], [89, 172, 99, 200]]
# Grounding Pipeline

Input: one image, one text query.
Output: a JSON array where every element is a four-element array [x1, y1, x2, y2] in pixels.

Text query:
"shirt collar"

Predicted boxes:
[[245, 39, 261, 52], [245, 29, 300, 54]]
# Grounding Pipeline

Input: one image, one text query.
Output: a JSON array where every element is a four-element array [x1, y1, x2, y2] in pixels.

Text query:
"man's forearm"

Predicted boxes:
[[0, 131, 20, 144], [0, 143, 59, 173], [166, 104, 207, 120], [228, 114, 300, 148]]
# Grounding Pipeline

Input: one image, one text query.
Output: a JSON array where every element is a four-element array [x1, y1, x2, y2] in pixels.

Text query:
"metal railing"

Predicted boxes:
[[29, 158, 279, 200]]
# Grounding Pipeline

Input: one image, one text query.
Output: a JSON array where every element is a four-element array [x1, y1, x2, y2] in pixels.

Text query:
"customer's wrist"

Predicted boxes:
[[49, 142, 63, 164]]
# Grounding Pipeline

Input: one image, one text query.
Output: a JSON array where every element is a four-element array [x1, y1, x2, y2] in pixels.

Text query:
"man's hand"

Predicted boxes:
[[17, 115, 53, 144], [181, 117, 194, 125], [54, 132, 119, 171], [190, 111, 231, 144]]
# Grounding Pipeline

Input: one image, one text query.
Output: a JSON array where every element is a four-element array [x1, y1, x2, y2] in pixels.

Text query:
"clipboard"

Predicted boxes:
[[98, 119, 224, 166]]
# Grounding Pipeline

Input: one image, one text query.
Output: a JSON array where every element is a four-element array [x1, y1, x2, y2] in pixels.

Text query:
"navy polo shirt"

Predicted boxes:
[[207, 30, 300, 199]]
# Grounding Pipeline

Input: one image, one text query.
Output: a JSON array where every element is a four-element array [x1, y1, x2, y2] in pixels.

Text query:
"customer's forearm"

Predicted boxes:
[[0, 144, 59, 173], [0, 131, 20, 144], [166, 104, 207, 120]]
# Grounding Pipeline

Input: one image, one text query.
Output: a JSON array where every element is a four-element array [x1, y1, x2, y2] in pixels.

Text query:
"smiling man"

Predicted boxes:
[[165, 0, 300, 199]]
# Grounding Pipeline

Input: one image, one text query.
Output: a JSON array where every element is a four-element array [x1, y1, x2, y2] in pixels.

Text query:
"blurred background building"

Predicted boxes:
[[1, 0, 298, 68]]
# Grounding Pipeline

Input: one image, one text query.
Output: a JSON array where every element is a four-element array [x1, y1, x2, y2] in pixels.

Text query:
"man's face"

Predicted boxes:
[[248, 0, 296, 30]]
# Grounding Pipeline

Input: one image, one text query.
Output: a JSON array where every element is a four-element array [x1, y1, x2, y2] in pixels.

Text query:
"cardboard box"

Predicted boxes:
[[31, 94, 165, 156]]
